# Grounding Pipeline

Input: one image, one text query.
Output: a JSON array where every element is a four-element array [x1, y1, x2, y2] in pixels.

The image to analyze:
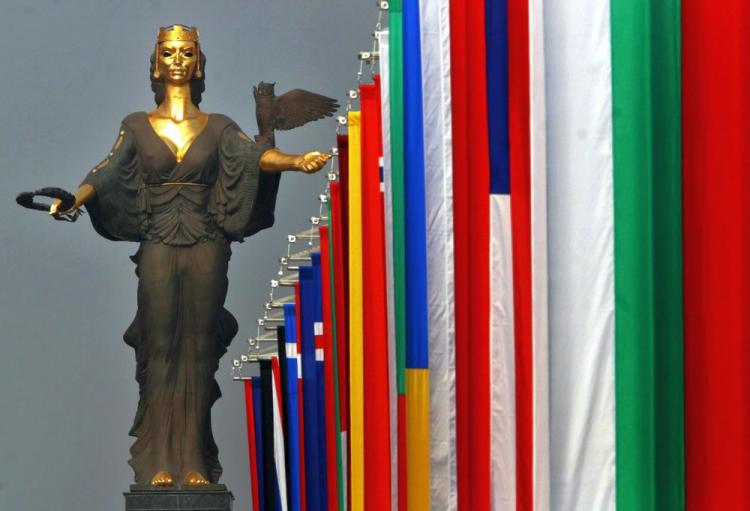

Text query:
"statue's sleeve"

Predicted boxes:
[[209, 122, 280, 241], [80, 124, 143, 242]]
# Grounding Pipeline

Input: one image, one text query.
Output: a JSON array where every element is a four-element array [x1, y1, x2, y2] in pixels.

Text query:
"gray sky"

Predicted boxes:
[[0, 1, 374, 509]]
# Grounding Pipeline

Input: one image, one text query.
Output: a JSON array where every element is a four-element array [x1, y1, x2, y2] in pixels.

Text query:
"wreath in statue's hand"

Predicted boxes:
[[15, 187, 83, 222]]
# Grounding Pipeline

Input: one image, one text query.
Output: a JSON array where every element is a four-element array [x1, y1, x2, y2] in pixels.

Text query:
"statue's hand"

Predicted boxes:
[[295, 151, 332, 174], [49, 198, 79, 220], [49, 198, 64, 217]]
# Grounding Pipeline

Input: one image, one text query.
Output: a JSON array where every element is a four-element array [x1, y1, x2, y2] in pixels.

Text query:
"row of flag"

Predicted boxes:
[[235, 0, 750, 510]]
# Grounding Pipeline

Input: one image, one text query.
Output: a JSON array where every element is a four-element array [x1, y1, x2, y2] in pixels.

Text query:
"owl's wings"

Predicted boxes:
[[274, 89, 339, 131]]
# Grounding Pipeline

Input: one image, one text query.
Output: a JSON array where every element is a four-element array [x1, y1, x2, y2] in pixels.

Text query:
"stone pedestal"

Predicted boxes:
[[124, 485, 233, 511]]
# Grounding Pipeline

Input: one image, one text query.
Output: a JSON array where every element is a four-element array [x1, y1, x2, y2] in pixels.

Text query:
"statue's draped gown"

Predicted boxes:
[[81, 112, 279, 484]]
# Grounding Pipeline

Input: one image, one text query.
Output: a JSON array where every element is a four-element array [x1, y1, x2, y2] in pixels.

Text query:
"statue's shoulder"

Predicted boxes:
[[209, 113, 238, 132], [120, 111, 148, 130]]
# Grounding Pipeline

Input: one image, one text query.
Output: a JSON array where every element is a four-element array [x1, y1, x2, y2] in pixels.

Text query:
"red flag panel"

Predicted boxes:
[[450, 0, 492, 508], [361, 79, 393, 510], [682, 1, 750, 508], [244, 380, 261, 511]]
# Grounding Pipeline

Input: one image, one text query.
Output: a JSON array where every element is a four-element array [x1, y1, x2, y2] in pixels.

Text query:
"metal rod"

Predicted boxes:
[[289, 245, 317, 259], [268, 295, 295, 308], [294, 227, 318, 237], [255, 332, 279, 342], [255, 336, 279, 343], [287, 256, 312, 263], [263, 317, 285, 324], [358, 51, 380, 62]]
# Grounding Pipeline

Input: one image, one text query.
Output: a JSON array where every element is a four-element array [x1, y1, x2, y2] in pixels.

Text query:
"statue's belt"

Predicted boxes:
[[146, 182, 209, 187]]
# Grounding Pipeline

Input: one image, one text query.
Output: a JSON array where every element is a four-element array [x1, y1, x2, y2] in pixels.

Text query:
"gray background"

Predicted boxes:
[[0, 1, 373, 509]]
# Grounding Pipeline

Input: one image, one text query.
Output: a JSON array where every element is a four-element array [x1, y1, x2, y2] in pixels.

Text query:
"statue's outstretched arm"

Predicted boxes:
[[49, 123, 134, 218], [260, 148, 331, 174]]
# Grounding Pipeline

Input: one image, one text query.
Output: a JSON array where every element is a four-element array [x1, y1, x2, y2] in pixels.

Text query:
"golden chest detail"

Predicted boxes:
[[147, 114, 209, 163]]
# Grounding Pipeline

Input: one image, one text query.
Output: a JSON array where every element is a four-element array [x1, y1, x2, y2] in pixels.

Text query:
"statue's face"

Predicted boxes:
[[156, 40, 198, 84]]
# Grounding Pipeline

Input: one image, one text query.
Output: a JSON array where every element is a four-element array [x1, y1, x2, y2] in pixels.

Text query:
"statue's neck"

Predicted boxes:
[[158, 83, 198, 122]]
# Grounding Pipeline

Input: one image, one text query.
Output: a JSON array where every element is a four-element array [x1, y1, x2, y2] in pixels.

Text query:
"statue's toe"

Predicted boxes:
[[184, 470, 210, 485], [150, 470, 174, 486]]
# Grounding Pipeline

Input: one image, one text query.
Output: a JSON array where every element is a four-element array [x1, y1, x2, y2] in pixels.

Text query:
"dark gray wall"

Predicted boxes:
[[0, 1, 374, 509]]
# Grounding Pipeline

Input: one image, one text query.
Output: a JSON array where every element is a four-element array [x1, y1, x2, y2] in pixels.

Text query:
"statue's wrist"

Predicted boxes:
[[293, 155, 305, 171]]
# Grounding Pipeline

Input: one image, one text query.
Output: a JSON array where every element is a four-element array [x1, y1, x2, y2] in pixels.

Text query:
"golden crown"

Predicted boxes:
[[157, 24, 200, 43]]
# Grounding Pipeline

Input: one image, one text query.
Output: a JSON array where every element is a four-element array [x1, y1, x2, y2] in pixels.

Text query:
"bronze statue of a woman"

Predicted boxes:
[[40, 25, 334, 487]]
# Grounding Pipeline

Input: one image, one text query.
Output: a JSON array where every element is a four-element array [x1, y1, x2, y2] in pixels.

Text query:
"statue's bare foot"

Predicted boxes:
[[184, 470, 210, 485], [150, 470, 174, 486]]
